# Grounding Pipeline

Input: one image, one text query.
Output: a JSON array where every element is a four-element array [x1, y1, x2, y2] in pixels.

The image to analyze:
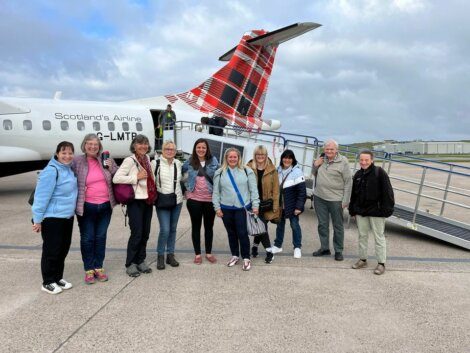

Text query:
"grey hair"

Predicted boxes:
[[129, 134, 151, 153], [324, 139, 339, 149], [80, 133, 103, 154]]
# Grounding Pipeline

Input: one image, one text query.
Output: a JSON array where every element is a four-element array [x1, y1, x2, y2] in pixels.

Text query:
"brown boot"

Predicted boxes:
[[166, 254, 179, 267]]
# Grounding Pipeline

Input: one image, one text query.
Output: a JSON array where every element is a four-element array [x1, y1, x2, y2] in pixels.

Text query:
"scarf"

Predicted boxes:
[[135, 154, 157, 205]]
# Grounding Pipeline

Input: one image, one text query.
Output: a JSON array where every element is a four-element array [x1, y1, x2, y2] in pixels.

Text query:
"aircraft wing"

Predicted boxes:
[[219, 22, 321, 61]]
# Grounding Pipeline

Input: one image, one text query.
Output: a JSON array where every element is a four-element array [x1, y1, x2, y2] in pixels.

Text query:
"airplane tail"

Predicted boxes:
[[165, 22, 321, 130]]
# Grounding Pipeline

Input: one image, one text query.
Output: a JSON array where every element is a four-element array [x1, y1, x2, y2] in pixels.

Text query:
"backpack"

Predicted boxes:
[[28, 166, 58, 206]]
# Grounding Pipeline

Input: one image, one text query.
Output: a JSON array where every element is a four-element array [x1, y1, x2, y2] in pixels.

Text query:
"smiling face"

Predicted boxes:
[[134, 142, 149, 157], [195, 142, 207, 160], [56, 147, 74, 165], [324, 142, 338, 160], [359, 153, 373, 170], [163, 143, 176, 160], [282, 156, 293, 169], [227, 151, 239, 168], [84, 138, 100, 157], [255, 152, 267, 168]]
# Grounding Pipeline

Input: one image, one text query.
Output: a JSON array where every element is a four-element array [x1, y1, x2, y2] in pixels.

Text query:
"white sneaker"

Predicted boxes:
[[271, 246, 283, 254], [41, 283, 63, 295], [57, 279, 73, 290], [227, 256, 240, 267], [242, 259, 251, 271], [294, 248, 302, 259]]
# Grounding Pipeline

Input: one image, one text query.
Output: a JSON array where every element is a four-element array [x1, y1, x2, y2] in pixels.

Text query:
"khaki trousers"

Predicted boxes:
[[355, 215, 386, 264]]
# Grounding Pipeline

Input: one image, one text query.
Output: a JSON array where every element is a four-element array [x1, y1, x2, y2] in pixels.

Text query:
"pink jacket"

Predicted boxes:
[[72, 154, 118, 216]]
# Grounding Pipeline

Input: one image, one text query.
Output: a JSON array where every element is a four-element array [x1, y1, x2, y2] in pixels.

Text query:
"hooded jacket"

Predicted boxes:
[[278, 164, 307, 218], [32, 157, 78, 223], [348, 163, 395, 218], [246, 157, 281, 221]]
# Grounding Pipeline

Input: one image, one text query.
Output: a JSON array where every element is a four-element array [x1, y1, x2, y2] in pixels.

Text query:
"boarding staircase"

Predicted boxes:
[[164, 121, 470, 250]]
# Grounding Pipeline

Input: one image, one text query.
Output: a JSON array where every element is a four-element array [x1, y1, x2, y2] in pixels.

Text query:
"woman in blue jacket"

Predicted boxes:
[[32, 141, 78, 295], [271, 149, 307, 259], [182, 138, 219, 265], [213, 148, 259, 271]]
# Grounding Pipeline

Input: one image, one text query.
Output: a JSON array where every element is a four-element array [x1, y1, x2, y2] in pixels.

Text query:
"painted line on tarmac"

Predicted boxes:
[[1, 244, 469, 263]]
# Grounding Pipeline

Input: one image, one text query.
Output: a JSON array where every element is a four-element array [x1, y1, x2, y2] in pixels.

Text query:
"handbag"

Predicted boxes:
[[259, 199, 273, 214], [113, 184, 135, 205], [227, 169, 267, 237], [113, 158, 139, 205], [155, 160, 178, 209]]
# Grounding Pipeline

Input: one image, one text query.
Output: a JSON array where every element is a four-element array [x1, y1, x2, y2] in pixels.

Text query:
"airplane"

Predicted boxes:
[[0, 22, 321, 177]]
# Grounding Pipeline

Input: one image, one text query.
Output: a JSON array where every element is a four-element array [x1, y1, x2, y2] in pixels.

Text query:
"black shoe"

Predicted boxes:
[[251, 246, 259, 258], [312, 249, 331, 257], [166, 254, 179, 267], [265, 252, 274, 264], [157, 255, 165, 270], [334, 252, 344, 261]]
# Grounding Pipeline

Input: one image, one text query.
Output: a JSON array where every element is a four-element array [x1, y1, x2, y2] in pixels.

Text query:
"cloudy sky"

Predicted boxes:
[[1, 0, 469, 143]]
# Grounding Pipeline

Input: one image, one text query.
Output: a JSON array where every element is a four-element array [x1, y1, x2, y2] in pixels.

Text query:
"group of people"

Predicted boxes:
[[31, 134, 394, 295]]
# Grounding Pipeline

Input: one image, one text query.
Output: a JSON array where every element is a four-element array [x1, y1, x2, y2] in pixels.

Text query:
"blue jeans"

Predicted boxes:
[[77, 202, 112, 271], [156, 203, 182, 255], [274, 212, 302, 249]]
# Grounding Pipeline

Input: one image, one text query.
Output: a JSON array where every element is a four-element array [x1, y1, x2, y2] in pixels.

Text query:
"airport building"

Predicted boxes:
[[373, 141, 470, 154]]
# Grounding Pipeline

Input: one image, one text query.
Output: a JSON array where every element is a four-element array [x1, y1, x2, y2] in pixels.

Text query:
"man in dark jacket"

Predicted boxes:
[[348, 150, 394, 275]]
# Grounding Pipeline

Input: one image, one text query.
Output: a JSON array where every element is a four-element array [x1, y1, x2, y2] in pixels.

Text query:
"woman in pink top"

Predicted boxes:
[[182, 139, 219, 264], [72, 134, 118, 284]]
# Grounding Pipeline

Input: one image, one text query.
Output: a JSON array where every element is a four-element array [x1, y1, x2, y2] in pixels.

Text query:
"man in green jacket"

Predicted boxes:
[[312, 139, 352, 261]]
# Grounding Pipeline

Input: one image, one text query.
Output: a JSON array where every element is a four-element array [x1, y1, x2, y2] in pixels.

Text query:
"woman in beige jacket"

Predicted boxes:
[[113, 135, 156, 277]]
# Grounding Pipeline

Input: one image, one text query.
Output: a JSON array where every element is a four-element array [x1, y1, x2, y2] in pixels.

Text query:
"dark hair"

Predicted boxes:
[[55, 141, 75, 154], [130, 134, 151, 153], [279, 149, 298, 168], [359, 149, 374, 159], [190, 138, 213, 169]]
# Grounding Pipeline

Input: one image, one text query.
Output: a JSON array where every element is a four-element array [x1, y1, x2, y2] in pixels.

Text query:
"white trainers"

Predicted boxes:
[[227, 256, 240, 267], [41, 283, 63, 295], [271, 246, 283, 254], [57, 279, 73, 290], [294, 248, 302, 259], [242, 259, 251, 271]]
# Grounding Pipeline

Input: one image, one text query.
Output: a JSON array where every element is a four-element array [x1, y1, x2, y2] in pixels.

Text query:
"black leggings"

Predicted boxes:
[[186, 199, 215, 255]]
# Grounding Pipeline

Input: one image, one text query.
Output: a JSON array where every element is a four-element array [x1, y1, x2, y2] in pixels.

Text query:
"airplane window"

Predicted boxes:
[[23, 120, 33, 130], [108, 122, 115, 131], [122, 122, 129, 131], [3, 120, 13, 130], [43, 120, 51, 130], [93, 122, 100, 131], [61, 121, 69, 131], [136, 122, 143, 131], [77, 121, 85, 131]]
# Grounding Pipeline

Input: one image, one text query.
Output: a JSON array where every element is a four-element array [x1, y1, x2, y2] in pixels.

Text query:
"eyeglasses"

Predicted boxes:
[[164, 148, 175, 151], [283, 156, 293, 159]]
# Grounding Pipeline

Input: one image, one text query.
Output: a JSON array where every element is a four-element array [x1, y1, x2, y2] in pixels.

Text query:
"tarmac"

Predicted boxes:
[[0, 171, 469, 353]]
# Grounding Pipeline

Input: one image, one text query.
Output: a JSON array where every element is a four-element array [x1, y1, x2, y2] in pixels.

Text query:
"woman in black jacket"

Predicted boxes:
[[348, 150, 394, 275]]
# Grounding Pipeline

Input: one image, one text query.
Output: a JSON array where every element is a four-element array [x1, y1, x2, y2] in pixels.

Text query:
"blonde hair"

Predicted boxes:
[[252, 145, 268, 169], [221, 147, 243, 171], [162, 140, 176, 151]]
